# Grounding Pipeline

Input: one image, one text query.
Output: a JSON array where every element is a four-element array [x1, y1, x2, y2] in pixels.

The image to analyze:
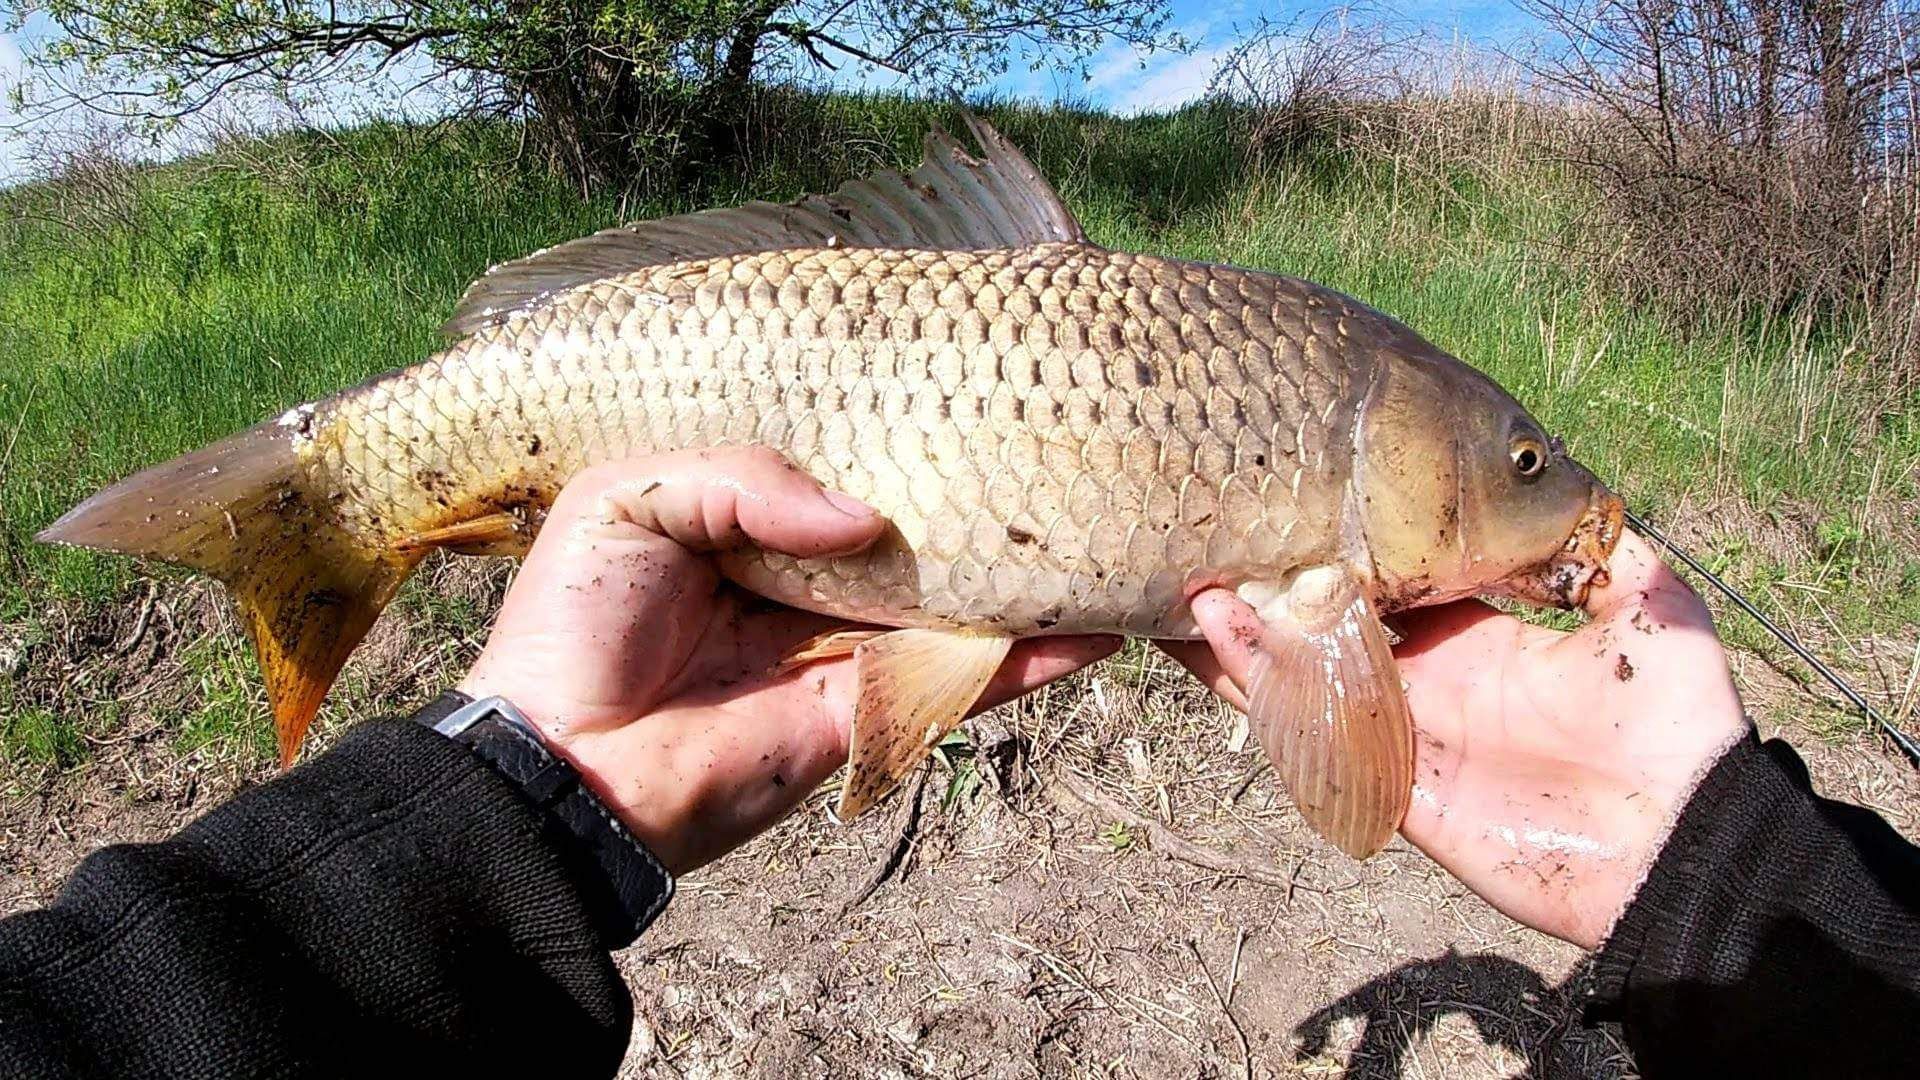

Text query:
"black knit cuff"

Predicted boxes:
[[409, 691, 674, 949], [1585, 732, 1804, 1020]]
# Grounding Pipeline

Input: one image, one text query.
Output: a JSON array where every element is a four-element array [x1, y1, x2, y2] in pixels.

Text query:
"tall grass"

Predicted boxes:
[[1, 89, 1913, 644]]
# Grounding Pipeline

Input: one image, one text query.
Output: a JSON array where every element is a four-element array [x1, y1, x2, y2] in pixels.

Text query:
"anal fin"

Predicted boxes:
[[1238, 568, 1414, 859], [239, 550, 416, 764], [838, 629, 1013, 821]]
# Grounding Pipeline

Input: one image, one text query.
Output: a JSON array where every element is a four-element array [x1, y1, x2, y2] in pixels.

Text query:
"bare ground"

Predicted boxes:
[[3, 555, 1917, 1079]]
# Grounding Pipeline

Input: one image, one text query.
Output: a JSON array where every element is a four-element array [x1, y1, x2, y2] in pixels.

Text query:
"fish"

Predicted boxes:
[[39, 116, 1624, 859]]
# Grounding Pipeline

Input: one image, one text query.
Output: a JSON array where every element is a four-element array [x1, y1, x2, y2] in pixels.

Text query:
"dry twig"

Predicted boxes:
[[839, 760, 933, 914], [1187, 939, 1254, 1080], [1047, 771, 1309, 893]]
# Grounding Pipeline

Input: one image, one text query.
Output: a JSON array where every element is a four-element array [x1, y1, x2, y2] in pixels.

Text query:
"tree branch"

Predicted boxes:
[[765, 21, 908, 74]]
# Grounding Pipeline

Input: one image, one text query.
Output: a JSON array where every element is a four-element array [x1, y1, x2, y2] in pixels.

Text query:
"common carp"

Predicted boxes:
[[40, 117, 1623, 858]]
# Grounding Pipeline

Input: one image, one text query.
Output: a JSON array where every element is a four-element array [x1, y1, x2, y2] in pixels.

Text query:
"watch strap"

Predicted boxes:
[[412, 690, 673, 947]]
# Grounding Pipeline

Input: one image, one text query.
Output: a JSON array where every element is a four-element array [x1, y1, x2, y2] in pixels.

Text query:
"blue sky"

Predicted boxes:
[[1, 2, 1539, 180], [993, 0, 1536, 114]]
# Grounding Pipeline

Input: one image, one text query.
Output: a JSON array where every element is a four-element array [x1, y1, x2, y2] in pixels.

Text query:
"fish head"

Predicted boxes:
[[1358, 350, 1624, 611]]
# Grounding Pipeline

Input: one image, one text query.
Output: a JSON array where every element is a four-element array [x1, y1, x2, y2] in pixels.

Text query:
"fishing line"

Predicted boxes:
[[1626, 510, 1920, 768]]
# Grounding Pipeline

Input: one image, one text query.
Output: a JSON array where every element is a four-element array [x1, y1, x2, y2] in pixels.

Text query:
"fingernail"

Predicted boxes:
[[823, 490, 877, 519]]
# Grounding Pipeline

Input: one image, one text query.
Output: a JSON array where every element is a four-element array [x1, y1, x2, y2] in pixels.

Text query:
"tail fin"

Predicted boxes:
[[38, 424, 417, 765]]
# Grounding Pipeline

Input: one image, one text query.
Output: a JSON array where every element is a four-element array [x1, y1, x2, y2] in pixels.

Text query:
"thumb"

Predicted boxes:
[[1580, 528, 1708, 624], [1155, 587, 1266, 711], [558, 447, 886, 559]]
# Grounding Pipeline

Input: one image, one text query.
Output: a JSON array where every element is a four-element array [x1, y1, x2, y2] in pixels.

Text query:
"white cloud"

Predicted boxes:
[[1078, 19, 1239, 118], [1098, 45, 1234, 115], [1061, 7, 1252, 118], [1083, 42, 1147, 95]]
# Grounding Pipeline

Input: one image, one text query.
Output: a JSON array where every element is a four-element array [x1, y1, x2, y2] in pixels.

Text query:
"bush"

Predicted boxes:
[[1521, 0, 1920, 387]]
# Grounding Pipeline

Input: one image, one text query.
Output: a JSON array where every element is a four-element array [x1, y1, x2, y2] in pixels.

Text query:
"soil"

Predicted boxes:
[[3, 570, 1917, 1079]]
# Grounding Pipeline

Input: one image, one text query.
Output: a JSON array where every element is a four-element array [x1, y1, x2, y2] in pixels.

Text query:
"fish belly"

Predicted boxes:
[[305, 245, 1367, 638]]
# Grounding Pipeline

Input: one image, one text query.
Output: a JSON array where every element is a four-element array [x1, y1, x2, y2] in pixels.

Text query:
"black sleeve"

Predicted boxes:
[[0, 717, 669, 1077], [1588, 732, 1920, 1077]]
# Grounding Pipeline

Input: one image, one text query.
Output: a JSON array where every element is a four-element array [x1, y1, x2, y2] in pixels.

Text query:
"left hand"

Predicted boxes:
[[1160, 532, 1748, 948], [459, 447, 1120, 875]]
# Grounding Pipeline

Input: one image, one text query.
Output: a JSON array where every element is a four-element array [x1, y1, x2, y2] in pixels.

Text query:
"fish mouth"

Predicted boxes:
[[1494, 485, 1626, 610]]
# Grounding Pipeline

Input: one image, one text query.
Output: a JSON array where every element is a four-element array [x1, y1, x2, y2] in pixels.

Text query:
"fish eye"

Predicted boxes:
[[1510, 438, 1547, 479]]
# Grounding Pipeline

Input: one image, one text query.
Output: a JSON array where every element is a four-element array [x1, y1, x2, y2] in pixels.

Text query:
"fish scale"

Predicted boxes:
[[308, 244, 1358, 638]]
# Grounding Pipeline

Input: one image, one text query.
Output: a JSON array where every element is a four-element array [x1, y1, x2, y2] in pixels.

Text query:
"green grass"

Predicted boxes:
[[170, 634, 278, 761], [1, 88, 1914, 755], [1, 705, 87, 770]]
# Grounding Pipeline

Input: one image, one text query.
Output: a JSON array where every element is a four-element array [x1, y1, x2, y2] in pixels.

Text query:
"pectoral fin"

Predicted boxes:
[[1239, 568, 1414, 859], [837, 628, 1013, 821], [774, 628, 886, 675]]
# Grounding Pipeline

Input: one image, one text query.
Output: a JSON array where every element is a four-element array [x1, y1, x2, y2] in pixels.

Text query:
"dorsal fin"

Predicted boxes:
[[443, 114, 1090, 337]]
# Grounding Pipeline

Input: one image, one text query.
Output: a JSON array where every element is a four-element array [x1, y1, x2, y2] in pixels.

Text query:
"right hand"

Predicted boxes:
[[1166, 530, 1751, 948]]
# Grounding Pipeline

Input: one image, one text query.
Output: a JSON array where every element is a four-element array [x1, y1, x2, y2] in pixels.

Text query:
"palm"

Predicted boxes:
[[1165, 531, 1749, 948], [1392, 579, 1744, 946]]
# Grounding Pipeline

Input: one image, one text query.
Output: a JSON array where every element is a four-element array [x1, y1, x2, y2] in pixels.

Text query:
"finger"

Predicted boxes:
[[1156, 640, 1248, 711], [1183, 588, 1267, 698], [1581, 527, 1706, 622], [555, 447, 886, 558], [974, 635, 1123, 713]]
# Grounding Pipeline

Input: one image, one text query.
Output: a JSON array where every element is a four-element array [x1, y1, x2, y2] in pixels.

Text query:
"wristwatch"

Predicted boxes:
[[412, 690, 674, 947]]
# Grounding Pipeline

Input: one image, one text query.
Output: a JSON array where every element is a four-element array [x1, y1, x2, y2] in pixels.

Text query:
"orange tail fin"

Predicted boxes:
[[38, 424, 417, 764]]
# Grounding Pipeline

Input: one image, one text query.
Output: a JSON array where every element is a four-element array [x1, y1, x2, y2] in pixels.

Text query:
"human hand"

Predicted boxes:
[[459, 448, 1120, 875], [1162, 530, 1750, 948]]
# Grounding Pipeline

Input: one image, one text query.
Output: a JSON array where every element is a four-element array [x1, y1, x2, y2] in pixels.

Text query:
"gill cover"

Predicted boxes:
[[1358, 348, 1601, 608], [1356, 351, 1466, 606]]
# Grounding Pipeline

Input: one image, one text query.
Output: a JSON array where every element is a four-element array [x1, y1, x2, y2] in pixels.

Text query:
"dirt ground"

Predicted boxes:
[[3, 568, 1917, 1079]]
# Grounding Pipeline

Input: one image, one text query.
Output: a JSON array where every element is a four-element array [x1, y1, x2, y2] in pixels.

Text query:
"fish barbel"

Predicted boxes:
[[41, 116, 1623, 858]]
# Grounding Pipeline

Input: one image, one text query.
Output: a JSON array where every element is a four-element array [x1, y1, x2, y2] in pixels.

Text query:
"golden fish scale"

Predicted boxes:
[[304, 243, 1374, 637]]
